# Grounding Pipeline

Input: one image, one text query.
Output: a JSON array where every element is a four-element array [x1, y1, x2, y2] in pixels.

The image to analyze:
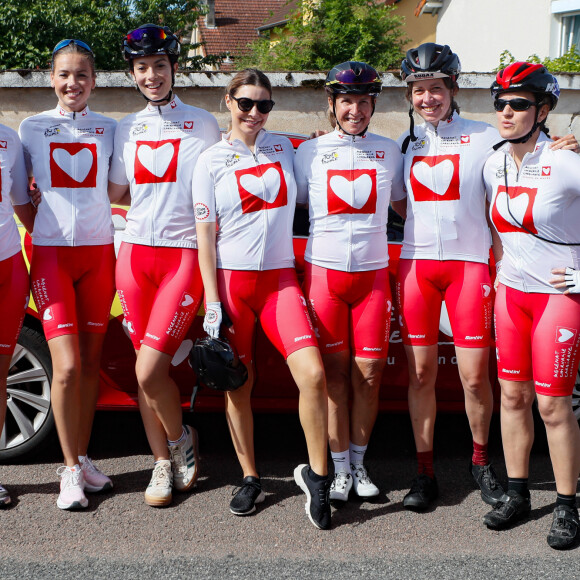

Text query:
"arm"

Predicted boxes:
[[196, 221, 219, 303], [108, 181, 131, 206], [13, 202, 36, 234], [391, 198, 407, 220], [486, 200, 503, 290]]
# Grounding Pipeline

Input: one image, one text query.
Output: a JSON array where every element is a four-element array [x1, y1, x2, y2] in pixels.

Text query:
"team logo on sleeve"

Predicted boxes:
[[49, 142, 98, 188], [410, 154, 460, 201], [194, 202, 210, 220], [235, 161, 288, 213], [326, 168, 377, 215], [491, 185, 538, 234], [134, 139, 181, 184]]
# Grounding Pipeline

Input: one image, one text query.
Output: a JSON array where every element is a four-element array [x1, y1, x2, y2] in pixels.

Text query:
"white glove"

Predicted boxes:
[[203, 302, 222, 338], [564, 267, 580, 293]]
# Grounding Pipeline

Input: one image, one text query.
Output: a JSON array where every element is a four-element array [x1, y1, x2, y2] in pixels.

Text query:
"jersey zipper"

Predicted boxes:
[[151, 106, 164, 246], [71, 112, 77, 245], [432, 124, 443, 260], [250, 138, 267, 271], [347, 136, 355, 272]]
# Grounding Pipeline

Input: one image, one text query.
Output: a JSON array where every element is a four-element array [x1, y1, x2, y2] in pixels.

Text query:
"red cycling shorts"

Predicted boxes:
[[397, 259, 492, 348], [217, 268, 317, 364], [303, 263, 392, 359], [30, 245, 115, 341], [116, 242, 203, 356], [494, 284, 580, 396], [0, 251, 30, 355]]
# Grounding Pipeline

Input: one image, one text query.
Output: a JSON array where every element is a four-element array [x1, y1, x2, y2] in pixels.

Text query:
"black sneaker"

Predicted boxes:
[[470, 463, 505, 507], [293, 464, 331, 530], [230, 476, 265, 516], [547, 504, 580, 550], [403, 474, 439, 511], [483, 489, 531, 530]]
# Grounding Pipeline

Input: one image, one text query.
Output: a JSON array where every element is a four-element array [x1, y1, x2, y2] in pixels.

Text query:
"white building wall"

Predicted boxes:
[[435, 0, 552, 73]]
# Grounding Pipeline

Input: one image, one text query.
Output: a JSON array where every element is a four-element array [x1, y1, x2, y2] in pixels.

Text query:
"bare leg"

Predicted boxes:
[[0, 355, 10, 444], [323, 350, 350, 453], [287, 346, 328, 476]]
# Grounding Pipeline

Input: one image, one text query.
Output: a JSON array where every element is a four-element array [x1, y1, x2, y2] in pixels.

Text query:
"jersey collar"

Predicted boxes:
[[424, 111, 460, 134], [55, 104, 90, 118], [146, 94, 182, 113], [333, 128, 368, 142]]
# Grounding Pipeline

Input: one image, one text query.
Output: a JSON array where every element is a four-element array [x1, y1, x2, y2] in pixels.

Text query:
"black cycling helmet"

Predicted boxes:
[[190, 336, 248, 392], [400, 43, 461, 83], [400, 43, 461, 153], [325, 61, 382, 137], [123, 24, 180, 62], [491, 62, 559, 110], [491, 62, 559, 145]]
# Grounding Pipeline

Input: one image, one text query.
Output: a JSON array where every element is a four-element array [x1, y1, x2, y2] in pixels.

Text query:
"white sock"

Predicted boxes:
[[168, 426, 187, 447], [331, 449, 350, 474], [349, 442, 368, 469]]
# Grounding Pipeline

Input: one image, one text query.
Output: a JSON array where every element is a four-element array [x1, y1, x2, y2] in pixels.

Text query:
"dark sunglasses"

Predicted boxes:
[[230, 95, 275, 114], [126, 26, 168, 44], [52, 39, 93, 55], [334, 69, 379, 84], [493, 98, 536, 112]]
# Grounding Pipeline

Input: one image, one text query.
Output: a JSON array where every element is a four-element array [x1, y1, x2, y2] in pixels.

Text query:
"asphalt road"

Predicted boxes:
[[1, 409, 579, 579]]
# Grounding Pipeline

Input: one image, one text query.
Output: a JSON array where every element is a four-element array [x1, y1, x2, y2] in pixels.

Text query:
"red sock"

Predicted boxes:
[[417, 450, 434, 478], [472, 441, 488, 466]]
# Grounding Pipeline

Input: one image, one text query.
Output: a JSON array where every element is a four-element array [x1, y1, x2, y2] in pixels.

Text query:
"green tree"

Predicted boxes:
[[241, 0, 408, 71], [497, 46, 580, 73], [0, 0, 223, 70]]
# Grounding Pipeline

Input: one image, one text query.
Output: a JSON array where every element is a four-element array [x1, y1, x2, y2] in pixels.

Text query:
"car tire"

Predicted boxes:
[[0, 325, 55, 462], [573, 369, 580, 423]]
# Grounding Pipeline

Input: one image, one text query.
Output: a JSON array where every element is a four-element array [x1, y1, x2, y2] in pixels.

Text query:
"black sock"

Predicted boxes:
[[556, 493, 577, 508], [508, 477, 530, 498]]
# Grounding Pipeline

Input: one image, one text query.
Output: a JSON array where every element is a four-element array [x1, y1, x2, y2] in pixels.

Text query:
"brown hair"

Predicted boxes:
[[226, 68, 272, 98], [52, 42, 96, 76], [405, 77, 460, 115]]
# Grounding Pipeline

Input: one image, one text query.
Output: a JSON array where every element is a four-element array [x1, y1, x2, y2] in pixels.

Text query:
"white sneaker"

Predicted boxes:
[[80, 456, 113, 493], [351, 463, 379, 497], [329, 471, 352, 502], [144, 460, 173, 507], [169, 425, 199, 492], [0, 483, 11, 506], [56, 465, 88, 510]]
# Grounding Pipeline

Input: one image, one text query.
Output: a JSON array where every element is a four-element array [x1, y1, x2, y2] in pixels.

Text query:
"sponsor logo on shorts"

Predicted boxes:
[[127, 321, 135, 334], [363, 347, 382, 352], [181, 293, 195, 309], [408, 334, 426, 339], [482, 284, 491, 297], [465, 335, 483, 340], [556, 326, 577, 345], [535, 381, 551, 388], [501, 368, 520, 374], [0, 343, 11, 348], [57, 323, 73, 329], [194, 202, 210, 220], [145, 332, 160, 341], [294, 334, 312, 342], [43, 308, 53, 321], [326, 341, 343, 348], [87, 322, 104, 327]]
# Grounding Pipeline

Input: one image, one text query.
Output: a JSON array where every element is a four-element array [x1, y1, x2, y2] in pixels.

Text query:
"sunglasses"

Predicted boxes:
[[126, 26, 168, 44], [230, 95, 275, 114], [333, 69, 380, 85], [493, 98, 536, 112], [52, 39, 93, 55]]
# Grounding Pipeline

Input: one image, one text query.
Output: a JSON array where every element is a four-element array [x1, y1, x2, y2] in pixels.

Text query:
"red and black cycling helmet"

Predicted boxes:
[[123, 24, 180, 63], [400, 43, 461, 83], [190, 336, 248, 392], [325, 61, 383, 96], [491, 62, 560, 110]]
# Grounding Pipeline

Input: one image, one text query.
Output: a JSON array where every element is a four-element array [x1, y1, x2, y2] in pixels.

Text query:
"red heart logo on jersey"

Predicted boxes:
[[236, 162, 288, 213], [134, 139, 181, 184], [49, 143, 98, 188], [327, 168, 377, 214]]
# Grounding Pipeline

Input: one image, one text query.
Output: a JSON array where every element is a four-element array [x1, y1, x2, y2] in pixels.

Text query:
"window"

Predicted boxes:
[[561, 13, 580, 54]]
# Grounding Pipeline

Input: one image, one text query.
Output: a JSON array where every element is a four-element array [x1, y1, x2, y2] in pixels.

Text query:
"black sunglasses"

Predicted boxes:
[[230, 95, 275, 114], [493, 98, 537, 112]]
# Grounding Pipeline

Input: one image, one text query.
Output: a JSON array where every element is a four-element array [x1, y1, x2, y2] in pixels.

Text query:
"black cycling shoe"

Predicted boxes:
[[547, 504, 580, 550], [230, 476, 265, 516], [470, 462, 505, 507], [483, 489, 531, 530], [403, 474, 439, 511], [294, 464, 331, 530]]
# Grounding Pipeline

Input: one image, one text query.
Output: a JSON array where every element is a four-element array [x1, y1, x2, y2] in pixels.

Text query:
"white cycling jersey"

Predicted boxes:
[[0, 124, 29, 262], [294, 129, 404, 272], [109, 96, 220, 248], [398, 113, 500, 263], [484, 132, 580, 293], [19, 105, 116, 246], [193, 130, 296, 270]]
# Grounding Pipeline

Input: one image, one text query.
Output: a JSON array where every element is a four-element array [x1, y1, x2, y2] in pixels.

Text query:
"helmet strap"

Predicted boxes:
[[401, 104, 416, 154]]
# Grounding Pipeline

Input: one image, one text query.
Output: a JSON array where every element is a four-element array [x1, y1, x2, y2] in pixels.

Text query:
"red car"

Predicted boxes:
[[4, 133, 579, 461]]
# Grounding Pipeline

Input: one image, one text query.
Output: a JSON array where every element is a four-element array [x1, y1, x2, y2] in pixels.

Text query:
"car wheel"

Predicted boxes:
[[573, 369, 580, 423], [0, 325, 54, 462]]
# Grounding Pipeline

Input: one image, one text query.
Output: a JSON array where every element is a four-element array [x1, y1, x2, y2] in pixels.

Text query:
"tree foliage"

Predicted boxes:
[[241, 0, 408, 71], [497, 46, 580, 73], [0, 0, 224, 71]]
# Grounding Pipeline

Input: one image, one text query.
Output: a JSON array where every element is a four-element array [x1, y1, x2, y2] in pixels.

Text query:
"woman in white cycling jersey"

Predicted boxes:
[[482, 62, 580, 551], [194, 68, 331, 530], [19, 39, 116, 510], [108, 24, 221, 507], [393, 43, 577, 512], [293, 62, 404, 504]]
